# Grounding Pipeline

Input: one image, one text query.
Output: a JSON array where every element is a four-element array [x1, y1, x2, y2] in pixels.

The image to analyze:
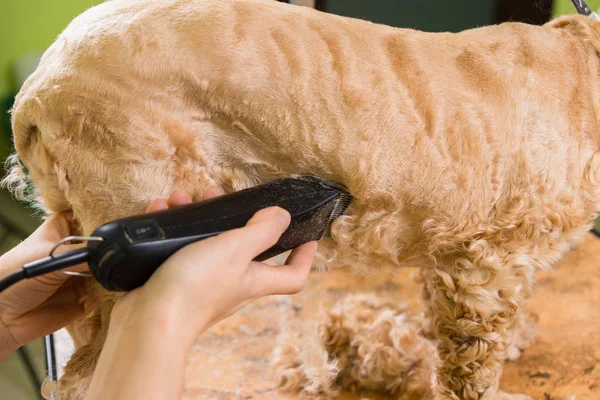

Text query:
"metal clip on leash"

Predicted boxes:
[[0, 237, 100, 293], [49, 236, 103, 277], [571, 0, 600, 20]]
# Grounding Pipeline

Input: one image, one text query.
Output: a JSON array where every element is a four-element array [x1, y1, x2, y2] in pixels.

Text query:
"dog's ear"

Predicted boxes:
[[1, 153, 32, 203], [547, 14, 600, 55], [1, 126, 72, 216]]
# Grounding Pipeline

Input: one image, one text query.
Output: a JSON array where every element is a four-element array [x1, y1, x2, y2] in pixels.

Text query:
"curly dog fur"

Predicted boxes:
[[3, 0, 600, 398], [273, 293, 436, 399]]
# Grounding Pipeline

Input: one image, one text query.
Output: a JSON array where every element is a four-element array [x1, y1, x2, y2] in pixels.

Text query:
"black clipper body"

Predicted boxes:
[[87, 176, 352, 291]]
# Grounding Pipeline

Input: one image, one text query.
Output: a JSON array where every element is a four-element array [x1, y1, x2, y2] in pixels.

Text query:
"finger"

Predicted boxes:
[[64, 211, 82, 236], [14, 283, 86, 341], [11, 302, 86, 344], [43, 212, 77, 239], [35, 241, 92, 286], [36, 262, 89, 287], [167, 190, 192, 207], [284, 241, 318, 267], [59, 210, 74, 219], [57, 210, 75, 228], [38, 278, 85, 310], [146, 198, 168, 213], [11, 278, 85, 324], [202, 187, 225, 200], [247, 247, 314, 297], [219, 207, 291, 260]]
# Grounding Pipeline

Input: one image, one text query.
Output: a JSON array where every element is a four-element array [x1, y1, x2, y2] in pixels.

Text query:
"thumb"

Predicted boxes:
[[221, 207, 291, 261], [247, 241, 317, 297]]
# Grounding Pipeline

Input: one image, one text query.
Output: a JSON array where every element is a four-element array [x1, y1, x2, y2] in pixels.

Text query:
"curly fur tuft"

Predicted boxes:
[[273, 329, 341, 398], [2, 153, 35, 202], [274, 294, 436, 399]]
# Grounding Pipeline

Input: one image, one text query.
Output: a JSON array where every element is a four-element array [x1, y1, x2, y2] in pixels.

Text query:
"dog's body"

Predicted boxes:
[[5, 0, 600, 398]]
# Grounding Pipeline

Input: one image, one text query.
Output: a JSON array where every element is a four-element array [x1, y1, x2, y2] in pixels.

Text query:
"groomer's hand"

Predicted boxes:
[[0, 212, 87, 362], [130, 188, 317, 334], [88, 189, 317, 400]]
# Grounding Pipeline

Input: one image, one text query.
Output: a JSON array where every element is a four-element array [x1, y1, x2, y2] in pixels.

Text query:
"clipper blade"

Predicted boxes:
[[323, 192, 352, 239], [292, 174, 352, 239]]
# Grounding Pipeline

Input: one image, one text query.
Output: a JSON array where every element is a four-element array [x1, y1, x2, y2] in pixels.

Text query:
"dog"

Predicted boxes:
[[4, 0, 600, 398]]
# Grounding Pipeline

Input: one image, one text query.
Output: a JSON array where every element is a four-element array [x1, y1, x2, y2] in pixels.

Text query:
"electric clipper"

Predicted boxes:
[[0, 176, 352, 292]]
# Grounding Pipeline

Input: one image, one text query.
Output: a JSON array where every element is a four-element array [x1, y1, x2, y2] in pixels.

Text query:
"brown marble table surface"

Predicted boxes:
[[182, 234, 600, 400]]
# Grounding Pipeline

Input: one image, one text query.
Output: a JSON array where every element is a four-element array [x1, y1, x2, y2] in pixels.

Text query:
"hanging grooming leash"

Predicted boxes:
[[571, 0, 600, 20], [570, 1, 600, 237]]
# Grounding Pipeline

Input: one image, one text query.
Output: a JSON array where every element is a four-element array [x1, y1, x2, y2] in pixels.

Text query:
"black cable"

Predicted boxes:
[[0, 248, 90, 294], [22, 248, 90, 278], [0, 269, 26, 292]]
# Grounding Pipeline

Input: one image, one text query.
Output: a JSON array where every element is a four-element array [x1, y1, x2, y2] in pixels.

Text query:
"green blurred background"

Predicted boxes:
[[554, 0, 600, 14], [0, 0, 105, 161]]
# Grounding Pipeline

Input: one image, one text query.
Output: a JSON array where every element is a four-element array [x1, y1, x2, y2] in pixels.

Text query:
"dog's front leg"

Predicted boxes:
[[57, 285, 118, 400], [423, 253, 534, 400]]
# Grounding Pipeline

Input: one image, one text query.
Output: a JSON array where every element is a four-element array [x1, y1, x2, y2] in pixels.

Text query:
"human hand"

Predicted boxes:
[[113, 188, 317, 346], [87, 188, 317, 400], [0, 212, 87, 361]]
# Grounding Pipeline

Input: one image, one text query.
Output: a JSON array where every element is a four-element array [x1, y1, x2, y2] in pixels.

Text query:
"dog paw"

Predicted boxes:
[[495, 391, 533, 400], [41, 377, 57, 400], [273, 294, 437, 399], [506, 312, 538, 361]]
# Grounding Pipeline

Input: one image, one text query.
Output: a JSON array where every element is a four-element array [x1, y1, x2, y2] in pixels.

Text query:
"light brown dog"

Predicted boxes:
[[4, 0, 600, 399]]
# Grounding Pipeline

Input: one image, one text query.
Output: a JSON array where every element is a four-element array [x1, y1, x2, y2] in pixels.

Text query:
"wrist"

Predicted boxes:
[[88, 294, 194, 400], [112, 288, 212, 350], [0, 322, 17, 363]]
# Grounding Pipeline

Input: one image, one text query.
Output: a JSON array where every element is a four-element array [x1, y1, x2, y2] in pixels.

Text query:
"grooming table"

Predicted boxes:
[[43, 234, 600, 399], [183, 234, 600, 400]]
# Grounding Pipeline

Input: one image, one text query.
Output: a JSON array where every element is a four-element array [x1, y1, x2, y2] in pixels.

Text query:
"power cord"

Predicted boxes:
[[0, 248, 90, 293]]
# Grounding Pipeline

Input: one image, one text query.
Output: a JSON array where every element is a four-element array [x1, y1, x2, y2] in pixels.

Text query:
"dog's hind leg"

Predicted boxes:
[[418, 266, 537, 364], [423, 250, 535, 400]]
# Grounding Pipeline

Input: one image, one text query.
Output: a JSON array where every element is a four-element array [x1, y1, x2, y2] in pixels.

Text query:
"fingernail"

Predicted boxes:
[[277, 209, 291, 231]]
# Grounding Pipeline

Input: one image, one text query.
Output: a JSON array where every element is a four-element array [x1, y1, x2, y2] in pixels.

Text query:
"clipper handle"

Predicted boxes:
[[87, 177, 347, 291]]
